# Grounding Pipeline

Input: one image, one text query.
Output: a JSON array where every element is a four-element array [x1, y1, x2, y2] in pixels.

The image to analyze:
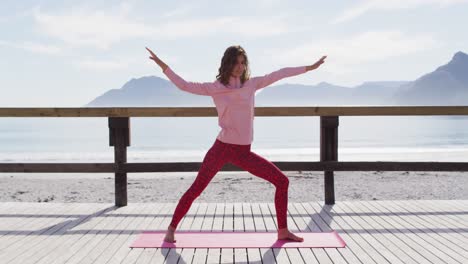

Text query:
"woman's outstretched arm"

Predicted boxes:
[[146, 47, 216, 96], [253, 55, 327, 91]]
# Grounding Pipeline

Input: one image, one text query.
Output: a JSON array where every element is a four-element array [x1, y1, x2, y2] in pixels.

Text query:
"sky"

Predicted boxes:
[[1, 0, 467, 107]]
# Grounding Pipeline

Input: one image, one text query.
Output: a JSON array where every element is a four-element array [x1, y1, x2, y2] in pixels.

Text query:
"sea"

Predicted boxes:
[[0, 116, 467, 165]]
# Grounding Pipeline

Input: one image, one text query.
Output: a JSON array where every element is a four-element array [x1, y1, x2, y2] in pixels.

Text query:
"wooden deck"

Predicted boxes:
[[0, 200, 466, 264]]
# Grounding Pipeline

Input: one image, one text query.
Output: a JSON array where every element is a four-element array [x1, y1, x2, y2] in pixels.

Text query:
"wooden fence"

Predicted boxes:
[[1, 106, 467, 206]]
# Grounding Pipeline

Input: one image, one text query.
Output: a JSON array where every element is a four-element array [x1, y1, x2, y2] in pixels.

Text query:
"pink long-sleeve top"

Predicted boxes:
[[163, 66, 308, 145]]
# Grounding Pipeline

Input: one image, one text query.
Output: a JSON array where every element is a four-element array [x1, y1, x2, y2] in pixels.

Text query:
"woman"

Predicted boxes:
[[146, 45, 326, 243]]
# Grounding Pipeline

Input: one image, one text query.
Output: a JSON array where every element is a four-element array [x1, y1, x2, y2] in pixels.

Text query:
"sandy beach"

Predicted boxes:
[[0, 171, 466, 203]]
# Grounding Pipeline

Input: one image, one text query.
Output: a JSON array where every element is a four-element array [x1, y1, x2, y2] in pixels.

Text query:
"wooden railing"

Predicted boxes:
[[1, 106, 467, 206]]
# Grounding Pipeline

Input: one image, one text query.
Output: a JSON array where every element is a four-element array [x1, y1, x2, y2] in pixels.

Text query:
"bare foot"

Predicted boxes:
[[164, 226, 176, 243], [277, 228, 304, 242]]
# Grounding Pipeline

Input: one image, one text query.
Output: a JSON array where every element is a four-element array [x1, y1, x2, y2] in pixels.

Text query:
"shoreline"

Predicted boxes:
[[1, 171, 467, 203]]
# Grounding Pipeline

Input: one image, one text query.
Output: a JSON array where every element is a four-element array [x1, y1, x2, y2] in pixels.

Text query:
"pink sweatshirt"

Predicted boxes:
[[163, 66, 308, 145]]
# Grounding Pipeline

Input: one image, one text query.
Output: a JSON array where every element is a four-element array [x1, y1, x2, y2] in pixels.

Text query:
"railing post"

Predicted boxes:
[[108, 117, 131, 207], [320, 116, 339, 205]]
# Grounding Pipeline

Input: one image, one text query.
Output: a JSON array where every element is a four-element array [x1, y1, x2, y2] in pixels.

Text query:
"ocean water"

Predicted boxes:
[[0, 116, 467, 163]]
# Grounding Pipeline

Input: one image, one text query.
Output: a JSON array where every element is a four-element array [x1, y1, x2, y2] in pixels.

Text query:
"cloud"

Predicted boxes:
[[333, 0, 468, 23], [161, 5, 194, 18], [33, 5, 153, 49], [269, 31, 438, 73], [74, 58, 129, 71], [154, 16, 295, 38], [32, 3, 300, 49], [0, 40, 62, 55]]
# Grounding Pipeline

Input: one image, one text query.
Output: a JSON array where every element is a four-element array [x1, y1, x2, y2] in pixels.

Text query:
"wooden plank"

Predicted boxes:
[[1, 106, 468, 117], [0, 163, 115, 173], [201, 203, 216, 231], [232, 202, 248, 264], [58, 203, 143, 264], [132, 203, 169, 264], [300, 202, 355, 264], [302, 202, 350, 264], [191, 202, 208, 231], [251, 203, 266, 232], [206, 203, 224, 264], [191, 202, 210, 264], [164, 202, 200, 264], [290, 203, 352, 263], [448, 200, 468, 217], [339, 201, 429, 264], [223, 203, 234, 232], [0, 202, 76, 248], [5, 203, 101, 263], [100, 203, 171, 263], [32, 203, 131, 264], [321, 116, 338, 205], [412, 200, 468, 229], [233, 202, 244, 231], [96, 161, 468, 172], [376, 200, 468, 261], [261, 203, 291, 264], [50, 203, 133, 264], [0, 202, 17, 212], [0, 202, 63, 242], [0, 202, 75, 264], [340, 201, 451, 264], [0, 202, 38, 238], [124, 161, 468, 172], [74, 203, 148, 264], [4, 161, 468, 173], [445, 200, 468, 220], [412, 200, 468, 226], [252, 203, 277, 264], [146, 203, 176, 263], [286, 203, 319, 264], [212, 203, 224, 232], [348, 201, 432, 264], [116, 203, 164, 264], [242, 203, 255, 231], [306, 201, 392, 264], [175, 202, 202, 264], [260, 203, 277, 231], [2, 201, 466, 263], [356, 200, 454, 264], [396, 199, 468, 256], [393, 200, 468, 244], [221, 203, 234, 264], [0, 203, 91, 263], [368, 200, 468, 262], [111, 119, 129, 207], [300, 201, 381, 264], [243, 203, 262, 263]]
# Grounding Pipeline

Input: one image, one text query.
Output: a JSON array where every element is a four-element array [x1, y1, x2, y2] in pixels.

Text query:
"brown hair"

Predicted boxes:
[[216, 45, 251, 86]]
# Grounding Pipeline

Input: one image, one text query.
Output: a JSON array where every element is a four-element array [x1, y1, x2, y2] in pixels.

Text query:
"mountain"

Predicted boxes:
[[394, 51, 468, 105], [85, 51, 467, 107], [255, 81, 409, 106], [85, 76, 212, 106]]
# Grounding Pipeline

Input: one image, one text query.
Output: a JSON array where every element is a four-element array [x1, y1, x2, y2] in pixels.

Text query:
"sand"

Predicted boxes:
[[0, 171, 467, 203]]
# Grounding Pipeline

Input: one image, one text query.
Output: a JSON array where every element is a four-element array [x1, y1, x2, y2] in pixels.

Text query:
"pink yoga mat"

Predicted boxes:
[[130, 231, 346, 248]]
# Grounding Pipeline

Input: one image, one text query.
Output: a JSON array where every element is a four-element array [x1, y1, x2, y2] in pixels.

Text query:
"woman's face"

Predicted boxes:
[[231, 55, 246, 78]]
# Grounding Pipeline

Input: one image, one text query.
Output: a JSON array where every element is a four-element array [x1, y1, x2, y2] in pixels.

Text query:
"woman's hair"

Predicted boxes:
[[216, 45, 251, 86]]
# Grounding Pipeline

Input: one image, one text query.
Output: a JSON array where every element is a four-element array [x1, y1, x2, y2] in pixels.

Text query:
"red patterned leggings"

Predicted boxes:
[[169, 139, 290, 230]]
